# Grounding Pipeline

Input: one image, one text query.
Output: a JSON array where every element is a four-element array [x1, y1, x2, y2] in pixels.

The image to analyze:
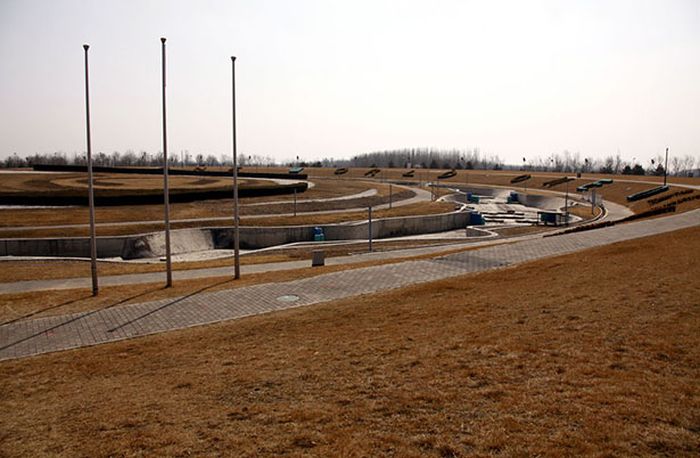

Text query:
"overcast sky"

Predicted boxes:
[[0, 0, 698, 165]]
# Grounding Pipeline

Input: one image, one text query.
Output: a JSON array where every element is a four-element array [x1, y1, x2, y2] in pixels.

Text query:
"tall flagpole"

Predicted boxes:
[[231, 56, 241, 279], [161, 37, 172, 287], [83, 44, 99, 296]]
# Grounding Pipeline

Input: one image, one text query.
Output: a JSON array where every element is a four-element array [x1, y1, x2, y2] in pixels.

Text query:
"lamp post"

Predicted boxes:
[[231, 56, 240, 279], [389, 183, 392, 209], [461, 156, 468, 189], [83, 44, 98, 296], [664, 147, 669, 186], [368, 206, 373, 252], [565, 178, 570, 226], [160, 37, 173, 287]]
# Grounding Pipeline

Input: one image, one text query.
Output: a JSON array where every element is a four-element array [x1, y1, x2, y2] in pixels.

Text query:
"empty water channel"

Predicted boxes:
[[0, 181, 600, 262]]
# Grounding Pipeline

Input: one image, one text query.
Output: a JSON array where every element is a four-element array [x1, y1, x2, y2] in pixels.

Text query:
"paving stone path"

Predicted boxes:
[[1, 209, 698, 361]]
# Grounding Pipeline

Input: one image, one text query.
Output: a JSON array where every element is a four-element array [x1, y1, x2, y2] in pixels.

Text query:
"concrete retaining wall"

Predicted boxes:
[[438, 184, 511, 199], [213, 211, 470, 250], [515, 194, 565, 211], [444, 186, 566, 211], [1, 211, 471, 259], [0, 236, 127, 258]]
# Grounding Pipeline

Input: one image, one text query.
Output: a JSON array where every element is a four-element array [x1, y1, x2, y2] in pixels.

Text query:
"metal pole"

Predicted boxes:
[[663, 147, 669, 186], [231, 56, 241, 279], [565, 179, 569, 226], [293, 188, 297, 217], [368, 206, 372, 252], [83, 44, 98, 296], [161, 37, 172, 287], [389, 184, 392, 209]]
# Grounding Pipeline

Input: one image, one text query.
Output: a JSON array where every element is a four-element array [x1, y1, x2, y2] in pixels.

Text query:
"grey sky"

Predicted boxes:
[[0, 0, 698, 164]]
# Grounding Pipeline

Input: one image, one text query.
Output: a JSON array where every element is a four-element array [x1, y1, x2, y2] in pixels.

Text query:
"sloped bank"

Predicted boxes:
[[0, 182, 308, 206], [0, 211, 471, 259]]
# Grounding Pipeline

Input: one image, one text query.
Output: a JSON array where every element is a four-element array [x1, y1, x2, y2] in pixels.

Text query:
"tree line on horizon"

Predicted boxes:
[[2, 148, 698, 177]]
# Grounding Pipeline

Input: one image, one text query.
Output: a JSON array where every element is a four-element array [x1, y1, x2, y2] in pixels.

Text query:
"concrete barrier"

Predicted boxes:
[[1, 211, 471, 259], [0, 236, 127, 258], [212, 211, 471, 249]]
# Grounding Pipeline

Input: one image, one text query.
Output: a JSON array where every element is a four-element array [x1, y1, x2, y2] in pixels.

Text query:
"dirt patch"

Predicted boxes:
[[0, 226, 698, 456]]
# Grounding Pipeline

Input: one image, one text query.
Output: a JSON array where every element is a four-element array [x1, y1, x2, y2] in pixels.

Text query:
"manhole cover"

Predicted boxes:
[[276, 294, 300, 303]]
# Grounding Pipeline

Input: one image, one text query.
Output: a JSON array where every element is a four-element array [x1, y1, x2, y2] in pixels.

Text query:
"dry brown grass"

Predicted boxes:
[[0, 172, 266, 195], [240, 201, 453, 226], [306, 166, 700, 186], [3, 169, 698, 238], [1, 226, 699, 456], [307, 167, 699, 211], [0, 177, 405, 235], [632, 190, 700, 214], [565, 203, 603, 219], [49, 174, 259, 191]]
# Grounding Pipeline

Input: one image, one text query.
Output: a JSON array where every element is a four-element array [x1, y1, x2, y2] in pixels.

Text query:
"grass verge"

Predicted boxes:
[[0, 226, 698, 456]]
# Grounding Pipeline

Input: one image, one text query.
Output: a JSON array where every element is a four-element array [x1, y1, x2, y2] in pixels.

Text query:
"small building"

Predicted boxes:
[[537, 211, 568, 226]]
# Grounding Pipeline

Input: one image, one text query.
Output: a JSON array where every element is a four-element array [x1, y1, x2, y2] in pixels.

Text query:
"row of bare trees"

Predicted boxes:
[[1, 150, 277, 169], [344, 148, 699, 176], [3, 148, 699, 176], [523, 151, 698, 176], [345, 148, 504, 170]]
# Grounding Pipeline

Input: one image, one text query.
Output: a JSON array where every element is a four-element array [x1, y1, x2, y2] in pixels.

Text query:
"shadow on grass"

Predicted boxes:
[[0, 284, 168, 354], [0, 293, 93, 327], [106, 277, 234, 333]]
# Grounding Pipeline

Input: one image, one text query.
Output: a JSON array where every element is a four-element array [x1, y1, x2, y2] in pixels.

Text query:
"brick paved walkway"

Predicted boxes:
[[1, 209, 698, 361]]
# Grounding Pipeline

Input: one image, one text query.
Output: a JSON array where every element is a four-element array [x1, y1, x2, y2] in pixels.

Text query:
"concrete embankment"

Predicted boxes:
[[0, 211, 470, 259]]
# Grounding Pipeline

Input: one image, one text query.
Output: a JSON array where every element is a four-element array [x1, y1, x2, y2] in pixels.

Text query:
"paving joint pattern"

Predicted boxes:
[[1, 209, 698, 361]]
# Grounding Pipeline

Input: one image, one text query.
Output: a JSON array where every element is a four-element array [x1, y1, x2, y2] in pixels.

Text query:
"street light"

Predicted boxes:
[[461, 156, 468, 189], [565, 177, 570, 226], [82, 44, 98, 296], [231, 56, 240, 279], [160, 37, 173, 288]]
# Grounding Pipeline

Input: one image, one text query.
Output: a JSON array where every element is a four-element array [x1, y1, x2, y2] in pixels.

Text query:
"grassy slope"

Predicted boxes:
[[2, 170, 698, 236], [0, 177, 400, 232], [1, 226, 698, 456]]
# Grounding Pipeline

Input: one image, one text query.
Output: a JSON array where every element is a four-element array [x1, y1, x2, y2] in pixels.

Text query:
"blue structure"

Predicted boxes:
[[537, 211, 567, 226], [313, 226, 325, 241], [468, 211, 485, 225]]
